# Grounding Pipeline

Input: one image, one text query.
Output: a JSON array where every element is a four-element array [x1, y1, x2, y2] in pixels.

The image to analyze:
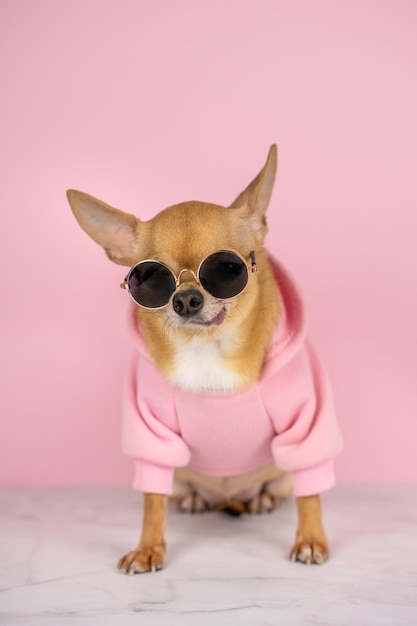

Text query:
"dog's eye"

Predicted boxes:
[[199, 251, 248, 299], [142, 266, 158, 282], [220, 261, 243, 278]]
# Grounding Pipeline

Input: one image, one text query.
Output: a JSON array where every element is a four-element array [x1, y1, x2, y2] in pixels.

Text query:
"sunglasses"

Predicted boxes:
[[120, 250, 257, 309]]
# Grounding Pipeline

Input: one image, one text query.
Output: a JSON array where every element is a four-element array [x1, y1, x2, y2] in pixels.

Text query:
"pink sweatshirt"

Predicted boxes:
[[122, 257, 343, 498]]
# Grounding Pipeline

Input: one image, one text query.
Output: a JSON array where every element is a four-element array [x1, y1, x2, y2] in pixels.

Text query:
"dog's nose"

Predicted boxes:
[[173, 289, 204, 317]]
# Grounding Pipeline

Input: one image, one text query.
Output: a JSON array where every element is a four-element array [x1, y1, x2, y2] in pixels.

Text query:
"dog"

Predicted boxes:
[[67, 145, 342, 574]]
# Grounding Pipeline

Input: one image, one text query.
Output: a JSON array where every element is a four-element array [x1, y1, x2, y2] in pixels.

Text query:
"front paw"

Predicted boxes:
[[290, 538, 329, 565], [118, 543, 165, 575]]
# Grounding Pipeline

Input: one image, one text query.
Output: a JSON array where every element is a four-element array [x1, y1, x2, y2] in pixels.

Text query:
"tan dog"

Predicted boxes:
[[67, 145, 342, 573]]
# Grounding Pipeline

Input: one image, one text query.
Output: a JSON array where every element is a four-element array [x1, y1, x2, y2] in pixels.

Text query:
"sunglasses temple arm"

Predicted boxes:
[[250, 251, 257, 273]]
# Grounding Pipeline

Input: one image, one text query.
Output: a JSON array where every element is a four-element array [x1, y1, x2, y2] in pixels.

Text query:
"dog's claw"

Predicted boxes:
[[177, 493, 211, 514], [246, 492, 281, 515], [118, 545, 165, 575], [314, 551, 324, 565], [290, 539, 329, 565]]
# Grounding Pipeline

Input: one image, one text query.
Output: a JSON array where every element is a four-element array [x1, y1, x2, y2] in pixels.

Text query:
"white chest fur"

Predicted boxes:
[[168, 334, 242, 393]]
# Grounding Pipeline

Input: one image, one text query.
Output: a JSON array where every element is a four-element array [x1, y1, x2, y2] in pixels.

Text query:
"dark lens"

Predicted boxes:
[[199, 251, 248, 299], [127, 261, 176, 308]]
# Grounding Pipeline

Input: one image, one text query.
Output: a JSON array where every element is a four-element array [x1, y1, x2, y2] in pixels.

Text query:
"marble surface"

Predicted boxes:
[[1, 484, 416, 625]]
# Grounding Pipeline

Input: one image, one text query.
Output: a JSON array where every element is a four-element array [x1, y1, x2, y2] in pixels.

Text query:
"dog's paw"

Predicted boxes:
[[290, 538, 329, 565], [246, 492, 281, 515], [176, 493, 211, 514], [118, 544, 165, 575]]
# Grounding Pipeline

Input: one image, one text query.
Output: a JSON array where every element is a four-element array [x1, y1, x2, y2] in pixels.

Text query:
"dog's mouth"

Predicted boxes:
[[198, 308, 226, 327], [184, 307, 227, 328]]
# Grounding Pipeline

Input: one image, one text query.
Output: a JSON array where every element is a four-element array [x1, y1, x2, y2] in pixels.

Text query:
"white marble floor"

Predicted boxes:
[[0, 484, 416, 626]]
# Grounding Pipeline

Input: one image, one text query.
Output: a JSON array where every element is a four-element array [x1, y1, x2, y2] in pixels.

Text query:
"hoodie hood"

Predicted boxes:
[[262, 256, 307, 377], [126, 255, 307, 382]]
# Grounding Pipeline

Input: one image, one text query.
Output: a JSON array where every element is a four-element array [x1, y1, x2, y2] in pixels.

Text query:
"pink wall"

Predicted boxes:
[[1, 0, 416, 486]]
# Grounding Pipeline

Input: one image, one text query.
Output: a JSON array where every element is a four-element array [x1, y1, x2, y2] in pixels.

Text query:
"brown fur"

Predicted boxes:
[[118, 494, 167, 574], [67, 145, 330, 573], [138, 242, 280, 388], [290, 495, 329, 565]]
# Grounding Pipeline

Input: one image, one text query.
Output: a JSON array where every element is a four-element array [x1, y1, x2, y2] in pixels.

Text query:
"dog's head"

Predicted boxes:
[[67, 145, 277, 337]]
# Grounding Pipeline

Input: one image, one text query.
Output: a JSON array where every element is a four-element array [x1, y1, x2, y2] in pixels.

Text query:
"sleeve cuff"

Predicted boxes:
[[132, 459, 175, 495], [291, 459, 336, 497]]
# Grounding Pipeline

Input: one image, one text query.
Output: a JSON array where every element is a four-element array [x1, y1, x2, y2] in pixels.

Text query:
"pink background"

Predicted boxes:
[[1, 0, 416, 487]]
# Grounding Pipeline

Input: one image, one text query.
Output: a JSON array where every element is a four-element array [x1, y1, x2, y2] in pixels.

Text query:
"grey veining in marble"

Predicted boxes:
[[1, 484, 416, 625]]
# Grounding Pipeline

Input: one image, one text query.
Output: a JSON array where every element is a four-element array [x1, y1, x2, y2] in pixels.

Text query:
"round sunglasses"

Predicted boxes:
[[120, 250, 257, 309]]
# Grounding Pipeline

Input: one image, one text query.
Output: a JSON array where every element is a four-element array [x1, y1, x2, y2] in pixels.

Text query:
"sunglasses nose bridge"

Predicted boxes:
[[176, 268, 200, 288]]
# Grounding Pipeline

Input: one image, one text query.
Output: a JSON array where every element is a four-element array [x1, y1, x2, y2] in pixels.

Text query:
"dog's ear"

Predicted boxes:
[[229, 144, 277, 241], [67, 190, 140, 266]]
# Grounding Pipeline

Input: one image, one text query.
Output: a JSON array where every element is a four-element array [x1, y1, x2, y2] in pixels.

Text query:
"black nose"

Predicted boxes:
[[173, 289, 204, 317]]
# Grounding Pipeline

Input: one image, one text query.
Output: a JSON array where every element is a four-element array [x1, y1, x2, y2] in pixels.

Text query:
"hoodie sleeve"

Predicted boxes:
[[260, 341, 343, 497], [121, 353, 191, 495]]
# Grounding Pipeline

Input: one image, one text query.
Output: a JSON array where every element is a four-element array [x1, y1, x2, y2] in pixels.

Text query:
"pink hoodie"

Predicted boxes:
[[122, 257, 343, 498]]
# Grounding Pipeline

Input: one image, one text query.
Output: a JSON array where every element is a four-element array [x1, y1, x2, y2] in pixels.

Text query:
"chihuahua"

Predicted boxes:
[[67, 145, 342, 574]]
